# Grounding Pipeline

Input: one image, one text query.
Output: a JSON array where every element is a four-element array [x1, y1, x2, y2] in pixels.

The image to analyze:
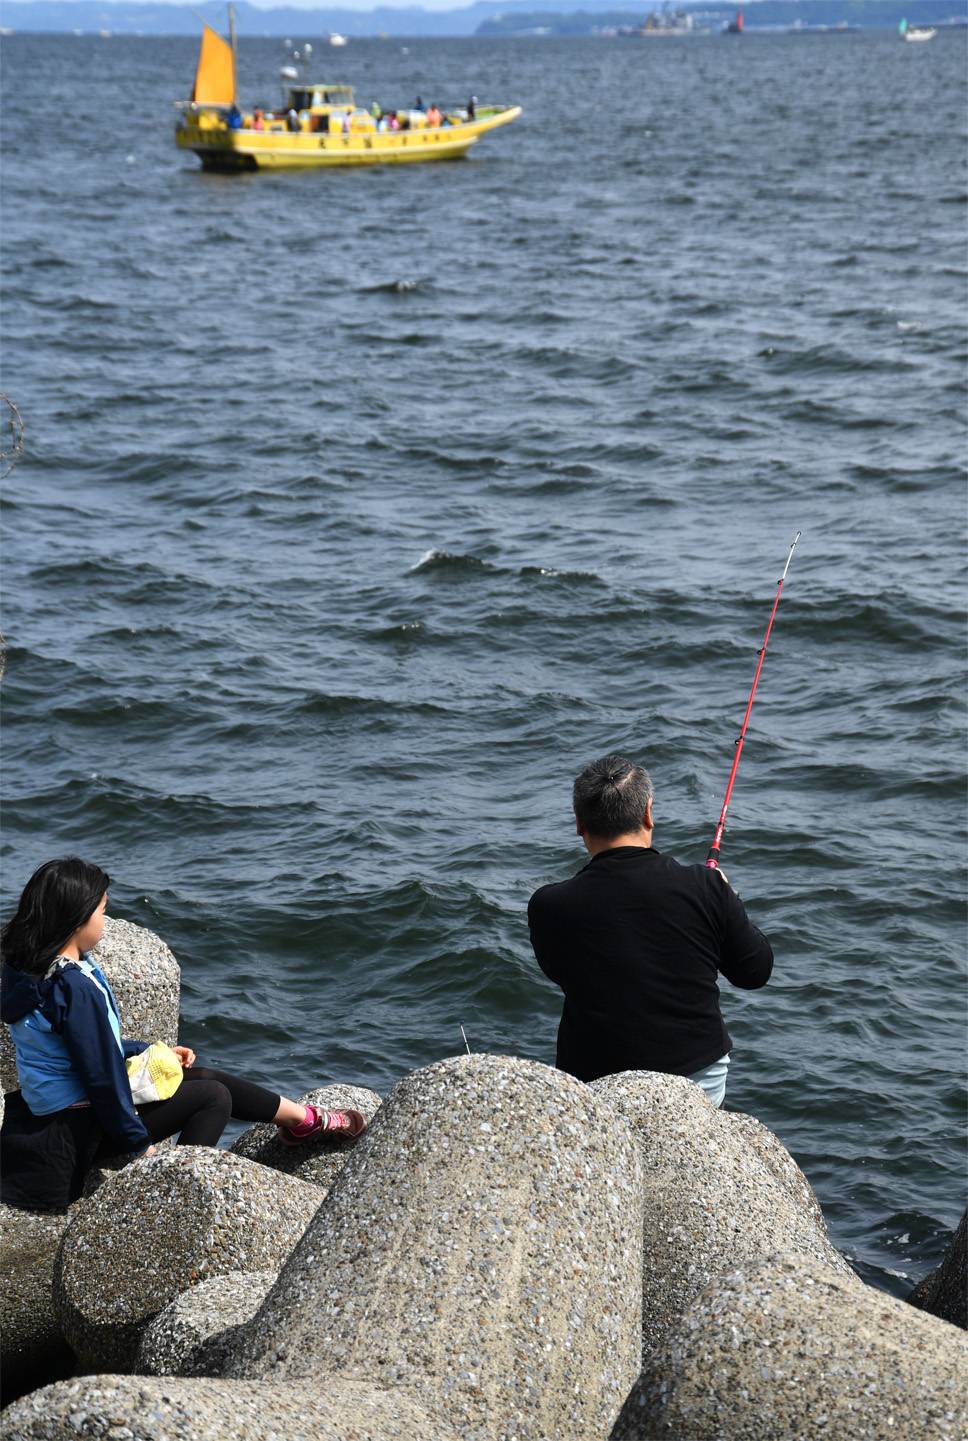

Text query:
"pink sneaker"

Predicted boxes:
[[278, 1106, 366, 1147]]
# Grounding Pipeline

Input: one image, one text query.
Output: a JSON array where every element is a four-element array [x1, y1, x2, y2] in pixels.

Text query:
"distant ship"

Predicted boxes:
[[899, 18, 937, 40], [614, 7, 694, 35], [638, 9, 694, 34], [724, 10, 744, 33]]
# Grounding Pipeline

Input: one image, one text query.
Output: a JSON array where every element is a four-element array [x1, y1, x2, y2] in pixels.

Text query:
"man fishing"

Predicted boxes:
[[528, 754, 773, 1106]]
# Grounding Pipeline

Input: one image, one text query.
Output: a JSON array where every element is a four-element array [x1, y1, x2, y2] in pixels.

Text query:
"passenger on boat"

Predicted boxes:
[[251, 107, 265, 131], [286, 108, 300, 132], [388, 111, 401, 131], [528, 755, 774, 1108], [227, 103, 243, 130], [426, 104, 442, 127], [467, 95, 477, 120], [415, 96, 425, 111]]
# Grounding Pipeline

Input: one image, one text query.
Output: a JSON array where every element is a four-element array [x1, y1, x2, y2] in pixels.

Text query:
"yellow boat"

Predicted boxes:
[[175, 22, 521, 171]]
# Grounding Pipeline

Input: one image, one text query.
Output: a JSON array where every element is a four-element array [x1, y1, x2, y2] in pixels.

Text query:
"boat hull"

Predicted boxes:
[[176, 107, 521, 171]]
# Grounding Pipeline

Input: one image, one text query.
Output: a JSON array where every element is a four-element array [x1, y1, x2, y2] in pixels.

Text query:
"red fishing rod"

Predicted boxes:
[[706, 532, 800, 870]]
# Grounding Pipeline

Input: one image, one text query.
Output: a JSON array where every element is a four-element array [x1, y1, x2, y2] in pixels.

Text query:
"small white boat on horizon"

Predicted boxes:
[[328, 33, 348, 47], [899, 19, 937, 40]]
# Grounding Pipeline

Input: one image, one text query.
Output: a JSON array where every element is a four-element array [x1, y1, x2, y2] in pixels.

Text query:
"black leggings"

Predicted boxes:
[[137, 1067, 281, 1147]]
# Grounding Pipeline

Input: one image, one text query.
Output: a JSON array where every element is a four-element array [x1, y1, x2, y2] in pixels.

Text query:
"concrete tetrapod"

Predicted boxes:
[[0, 915, 181, 1095], [907, 1207, 967, 1329], [591, 1070, 852, 1358], [53, 1147, 322, 1372], [610, 1253, 968, 1441], [0, 1207, 73, 1406], [213, 1054, 644, 1441], [230, 1083, 382, 1192], [135, 1269, 277, 1377], [0, 1375, 461, 1441]]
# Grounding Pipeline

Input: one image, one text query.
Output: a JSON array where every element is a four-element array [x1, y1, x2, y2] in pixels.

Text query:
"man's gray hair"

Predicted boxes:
[[573, 755, 654, 840]]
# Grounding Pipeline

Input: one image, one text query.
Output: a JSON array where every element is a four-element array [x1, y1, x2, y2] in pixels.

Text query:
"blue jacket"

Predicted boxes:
[[1, 956, 151, 1151]]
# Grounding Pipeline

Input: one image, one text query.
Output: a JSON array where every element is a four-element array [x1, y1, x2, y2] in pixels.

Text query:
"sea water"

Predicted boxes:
[[1, 29, 965, 1297]]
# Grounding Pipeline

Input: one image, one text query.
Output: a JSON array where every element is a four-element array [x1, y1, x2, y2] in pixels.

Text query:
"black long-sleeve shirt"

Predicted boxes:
[[528, 844, 773, 1083]]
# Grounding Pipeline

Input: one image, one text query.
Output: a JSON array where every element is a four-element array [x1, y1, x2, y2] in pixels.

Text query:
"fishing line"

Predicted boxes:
[[705, 532, 800, 871]]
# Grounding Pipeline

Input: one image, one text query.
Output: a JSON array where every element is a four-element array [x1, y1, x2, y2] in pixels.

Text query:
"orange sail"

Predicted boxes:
[[191, 25, 235, 105]]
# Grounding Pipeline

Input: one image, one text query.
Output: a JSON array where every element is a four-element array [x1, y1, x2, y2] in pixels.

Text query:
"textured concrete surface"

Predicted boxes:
[[611, 1253, 968, 1441], [135, 1269, 276, 1376], [53, 1147, 322, 1372], [230, 1083, 382, 1192], [81, 1137, 175, 1198], [215, 1053, 644, 1441], [0, 1206, 73, 1402], [723, 1107, 827, 1230], [1, 915, 181, 1094], [908, 1208, 967, 1330], [0, 1375, 460, 1441], [592, 1070, 852, 1358]]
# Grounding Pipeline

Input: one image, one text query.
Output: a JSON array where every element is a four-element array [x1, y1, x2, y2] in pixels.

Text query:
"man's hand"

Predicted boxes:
[[171, 1045, 196, 1068]]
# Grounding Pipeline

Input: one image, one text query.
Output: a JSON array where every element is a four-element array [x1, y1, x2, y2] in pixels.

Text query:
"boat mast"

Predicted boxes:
[[228, 3, 238, 102]]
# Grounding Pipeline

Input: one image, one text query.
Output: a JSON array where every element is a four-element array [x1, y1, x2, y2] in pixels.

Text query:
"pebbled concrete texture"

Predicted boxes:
[[214, 1053, 645, 1441], [230, 1083, 382, 1192], [53, 1147, 322, 1373], [722, 1107, 828, 1230], [907, 1207, 967, 1330], [1, 915, 181, 1095], [591, 1070, 852, 1358], [135, 1269, 277, 1377], [0, 1374, 461, 1441], [0, 1207, 73, 1402], [610, 1252, 968, 1441]]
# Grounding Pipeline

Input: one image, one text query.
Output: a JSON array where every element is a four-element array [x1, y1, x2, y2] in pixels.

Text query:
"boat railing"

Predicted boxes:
[[175, 101, 233, 114]]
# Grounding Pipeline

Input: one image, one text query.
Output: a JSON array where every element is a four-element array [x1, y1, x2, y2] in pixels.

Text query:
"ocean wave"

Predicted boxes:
[[410, 549, 499, 576]]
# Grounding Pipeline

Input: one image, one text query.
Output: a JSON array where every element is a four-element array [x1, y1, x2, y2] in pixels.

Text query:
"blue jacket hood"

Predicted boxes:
[[2, 957, 150, 1152], [1, 963, 68, 1028]]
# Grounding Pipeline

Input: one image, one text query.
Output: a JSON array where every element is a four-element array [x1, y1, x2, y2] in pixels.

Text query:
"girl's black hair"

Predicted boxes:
[[1, 857, 111, 977]]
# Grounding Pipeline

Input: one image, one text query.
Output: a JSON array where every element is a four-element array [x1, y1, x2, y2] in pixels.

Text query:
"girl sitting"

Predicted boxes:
[[0, 856, 365, 1212]]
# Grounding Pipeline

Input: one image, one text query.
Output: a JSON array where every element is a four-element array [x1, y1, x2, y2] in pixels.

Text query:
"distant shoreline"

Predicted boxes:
[[1, 0, 965, 39]]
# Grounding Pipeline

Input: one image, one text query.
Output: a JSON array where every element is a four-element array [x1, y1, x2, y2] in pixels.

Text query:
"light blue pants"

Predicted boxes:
[[688, 1053, 730, 1108]]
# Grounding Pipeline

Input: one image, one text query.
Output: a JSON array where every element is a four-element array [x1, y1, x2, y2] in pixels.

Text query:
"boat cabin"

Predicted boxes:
[[284, 84, 355, 113]]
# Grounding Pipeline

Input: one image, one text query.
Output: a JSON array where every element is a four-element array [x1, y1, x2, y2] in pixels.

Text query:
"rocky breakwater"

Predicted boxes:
[[4, 1054, 645, 1441], [131, 1084, 385, 1379], [612, 1253, 968, 1441], [590, 1069, 853, 1357], [52, 1146, 323, 1372], [907, 1206, 967, 1330], [594, 1069, 967, 1441], [3, 1036, 965, 1441]]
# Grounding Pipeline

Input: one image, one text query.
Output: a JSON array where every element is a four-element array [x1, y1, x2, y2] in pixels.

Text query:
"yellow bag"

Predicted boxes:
[[126, 1041, 184, 1105]]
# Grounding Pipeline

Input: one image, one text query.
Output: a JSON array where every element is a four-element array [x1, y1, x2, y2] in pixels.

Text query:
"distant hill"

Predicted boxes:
[[0, 0, 493, 35], [0, 0, 668, 37]]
